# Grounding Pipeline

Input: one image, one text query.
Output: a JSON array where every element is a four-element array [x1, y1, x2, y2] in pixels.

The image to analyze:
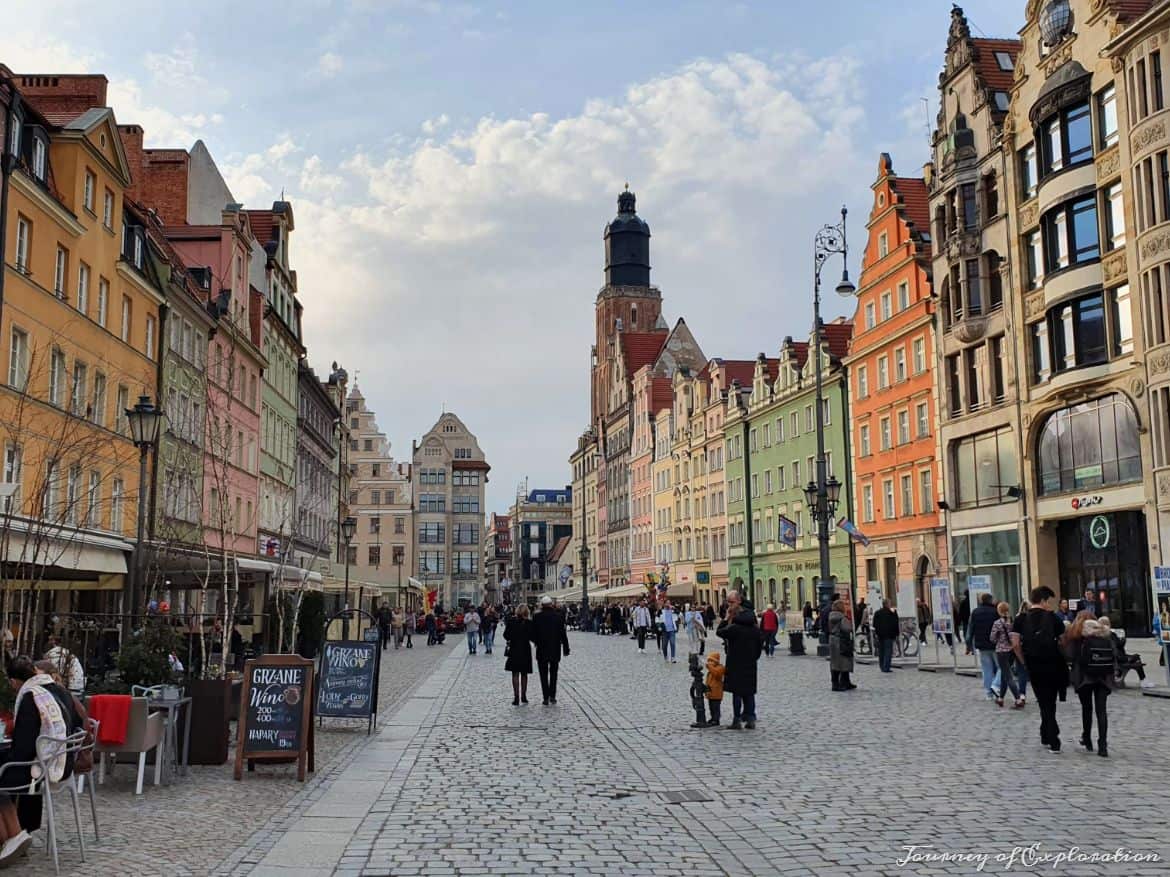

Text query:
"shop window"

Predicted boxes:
[[1036, 394, 1142, 495]]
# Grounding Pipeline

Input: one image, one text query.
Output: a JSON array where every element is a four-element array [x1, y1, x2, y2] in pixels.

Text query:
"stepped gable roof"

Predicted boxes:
[[721, 360, 758, 388], [894, 177, 930, 237], [650, 376, 674, 413]]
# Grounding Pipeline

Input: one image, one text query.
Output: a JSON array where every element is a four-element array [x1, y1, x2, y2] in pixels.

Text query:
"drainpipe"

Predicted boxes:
[[840, 363, 857, 611], [0, 83, 18, 334]]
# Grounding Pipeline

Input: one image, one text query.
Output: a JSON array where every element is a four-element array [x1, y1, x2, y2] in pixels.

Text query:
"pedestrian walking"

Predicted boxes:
[[403, 609, 415, 648], [916, 598, 932, 644], [531, 596, 570, 705], [425, 611, 437, 646], [802, 601, 814, 634], [760, 604, 780, 657], [704, 603, 716, 632], [377, 603, 392, 651], [829, 600, 856, 691], [632, 599, 651, 654], [715, 591, 762, 729], [703, 651, 725, 727], [687, 607, 707, 654], [967, 592, 1001, 699], [873, 599, 899, 673], [660, 602, 680, 662], [464, 606, 481, 655], [609, 603, 624, 636], [1067, 614, 1118, 757], [957, 591, 971, 644], [390, 607, 404, 649], [1013, 586, 1068, 753], [990, 602, 1024, 708], [504, 605, 533, 705], [482, 605, 499, 654]]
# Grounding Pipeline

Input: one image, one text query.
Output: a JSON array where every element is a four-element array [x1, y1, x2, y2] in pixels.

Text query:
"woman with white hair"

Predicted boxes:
[[686, 605, 707, 655]]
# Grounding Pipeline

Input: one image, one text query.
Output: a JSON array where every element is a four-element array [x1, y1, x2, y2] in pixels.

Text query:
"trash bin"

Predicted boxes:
[[788, 630, 805, 655]]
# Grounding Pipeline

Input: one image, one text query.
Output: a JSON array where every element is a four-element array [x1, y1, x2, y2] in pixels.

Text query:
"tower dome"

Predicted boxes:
[[604, 185, 651, 287]]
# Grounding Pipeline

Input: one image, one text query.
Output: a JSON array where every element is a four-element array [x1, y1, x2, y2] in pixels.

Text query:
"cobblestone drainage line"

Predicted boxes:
[[659, 789, 713, 804]]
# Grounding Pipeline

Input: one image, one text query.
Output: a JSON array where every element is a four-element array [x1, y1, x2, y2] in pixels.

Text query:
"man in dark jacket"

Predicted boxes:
[[967, 593, 1001, 698], [1013, 585, 1068, 752], [873, 599, 900, 673], [716, 590, 763, 730], [531, 596, 570, 705], [956, 591, 971, 646]]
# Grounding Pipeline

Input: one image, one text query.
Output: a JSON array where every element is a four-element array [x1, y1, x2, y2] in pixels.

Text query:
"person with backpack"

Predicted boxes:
[[966, 593, 1001, 699], [1012, 586, 1068, 753], [828, 599, 856, 691], [990, 602, 1024, 708], [1067, 614, 1118, 757]]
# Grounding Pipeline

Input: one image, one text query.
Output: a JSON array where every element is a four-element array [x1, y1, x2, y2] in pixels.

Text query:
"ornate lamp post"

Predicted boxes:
[[341, 515, 357, 638], [125, 395, 163, 632], [809, 207, 855, 655]]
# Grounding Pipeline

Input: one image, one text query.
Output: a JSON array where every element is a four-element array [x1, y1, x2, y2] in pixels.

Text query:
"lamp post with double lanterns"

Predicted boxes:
[[341, 515, 357, 639], [807, 207, 855, 656], [125, 395, 164, 633]]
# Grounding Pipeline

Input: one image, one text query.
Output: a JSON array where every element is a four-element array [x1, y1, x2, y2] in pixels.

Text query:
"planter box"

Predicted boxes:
[[188, 678, 232, 765]]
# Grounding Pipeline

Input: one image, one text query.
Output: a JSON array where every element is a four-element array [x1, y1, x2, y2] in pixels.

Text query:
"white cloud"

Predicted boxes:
[[218, 51, 872, 509], [317, 51, 344, 78]]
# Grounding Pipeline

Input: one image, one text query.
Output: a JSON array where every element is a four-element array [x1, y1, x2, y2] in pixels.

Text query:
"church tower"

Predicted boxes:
[[591, 187, 664, 423]]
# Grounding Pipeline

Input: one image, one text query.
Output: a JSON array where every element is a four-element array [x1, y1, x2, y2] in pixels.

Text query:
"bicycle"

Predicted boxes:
[[895, 620, 920, 658]]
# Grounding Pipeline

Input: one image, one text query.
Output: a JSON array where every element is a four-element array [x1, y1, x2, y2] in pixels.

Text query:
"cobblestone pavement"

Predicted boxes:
[[232, 628, 1168, 877], [15, 638, 455, 877]]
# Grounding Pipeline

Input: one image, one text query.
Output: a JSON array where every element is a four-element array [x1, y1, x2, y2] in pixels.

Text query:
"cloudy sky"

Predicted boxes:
[[2, 0, 1022, 512]]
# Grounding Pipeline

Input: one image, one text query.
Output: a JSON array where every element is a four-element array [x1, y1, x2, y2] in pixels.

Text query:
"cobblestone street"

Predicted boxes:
[[209, 629, 1170, 877], [15, 639, 453, 877]]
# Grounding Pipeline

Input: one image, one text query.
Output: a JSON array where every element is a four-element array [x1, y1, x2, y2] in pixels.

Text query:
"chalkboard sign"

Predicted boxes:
[[317, 640, 379, 730], [234, 655, 315, 781]]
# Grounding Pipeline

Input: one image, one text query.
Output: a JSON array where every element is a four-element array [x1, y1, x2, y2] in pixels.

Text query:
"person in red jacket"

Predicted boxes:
[[760, 604, 780, 658]]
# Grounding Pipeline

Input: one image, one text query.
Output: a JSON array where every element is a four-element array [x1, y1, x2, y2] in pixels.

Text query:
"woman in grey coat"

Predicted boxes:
[[828, 599, 856, 691]]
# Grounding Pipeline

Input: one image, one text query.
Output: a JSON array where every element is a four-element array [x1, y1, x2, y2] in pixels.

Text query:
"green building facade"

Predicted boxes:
[[725, 330, 855, 612]]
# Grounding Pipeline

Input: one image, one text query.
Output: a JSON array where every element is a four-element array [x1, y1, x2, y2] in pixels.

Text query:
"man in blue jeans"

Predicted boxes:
[[463, 606, 481, 655], [660, 602, 679, 663], [966, 592, 1001, 697]]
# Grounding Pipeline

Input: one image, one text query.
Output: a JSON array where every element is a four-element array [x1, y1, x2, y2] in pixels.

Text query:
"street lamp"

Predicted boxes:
[[125, 395, 163, 632], [579, 543, 590, 631], [341, 515, 357, 638], [811, 206, 853, 655]]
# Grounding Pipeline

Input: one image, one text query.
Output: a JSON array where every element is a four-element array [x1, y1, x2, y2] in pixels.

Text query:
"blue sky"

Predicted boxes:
[[3, 0, 1024, 512]]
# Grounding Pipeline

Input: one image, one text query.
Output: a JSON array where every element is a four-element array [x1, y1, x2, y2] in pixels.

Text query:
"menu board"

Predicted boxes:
[[234, 655, 314, 781], [317, 641, 379, 724]]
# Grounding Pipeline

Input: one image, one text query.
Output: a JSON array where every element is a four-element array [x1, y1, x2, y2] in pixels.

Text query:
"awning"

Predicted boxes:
[[0, 574, 124, 591], [236, 558, 276, 574], [2, 518, 131, 575]]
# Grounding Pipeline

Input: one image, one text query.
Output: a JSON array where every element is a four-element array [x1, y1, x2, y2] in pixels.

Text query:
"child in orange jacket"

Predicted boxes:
[[705, 651, 725, 727]]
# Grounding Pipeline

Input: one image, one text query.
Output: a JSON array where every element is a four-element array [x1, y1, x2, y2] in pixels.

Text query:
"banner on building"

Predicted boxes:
[[778, 515, 797, 548], [836, 518, 870, 547], [896, 579, 916, 619], [424, 589, 438, 612]]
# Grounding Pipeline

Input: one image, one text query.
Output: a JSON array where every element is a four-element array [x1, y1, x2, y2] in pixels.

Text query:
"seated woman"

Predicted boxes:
[[0, 656, 81, 864]]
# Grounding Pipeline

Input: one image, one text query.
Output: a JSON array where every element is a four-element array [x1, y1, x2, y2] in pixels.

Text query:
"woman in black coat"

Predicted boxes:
[[503, 605, 534, 705], [716, 608, 764, 729]]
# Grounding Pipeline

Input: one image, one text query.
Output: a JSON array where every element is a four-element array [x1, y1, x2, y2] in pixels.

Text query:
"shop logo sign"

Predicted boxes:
[[1089, 515, 1111, 550], [1071, 495, 1103, 511]]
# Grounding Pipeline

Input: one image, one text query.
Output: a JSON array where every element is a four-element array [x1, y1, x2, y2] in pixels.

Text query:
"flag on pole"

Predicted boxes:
[[836, 518, 871, 547]]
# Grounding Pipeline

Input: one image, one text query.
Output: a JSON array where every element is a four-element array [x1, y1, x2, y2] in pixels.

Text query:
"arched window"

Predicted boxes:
[[1037, 394, 1142, 495]]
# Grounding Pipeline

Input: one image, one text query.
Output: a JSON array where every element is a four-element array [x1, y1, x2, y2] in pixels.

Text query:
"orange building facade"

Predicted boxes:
[[845, 154, 947, 603]]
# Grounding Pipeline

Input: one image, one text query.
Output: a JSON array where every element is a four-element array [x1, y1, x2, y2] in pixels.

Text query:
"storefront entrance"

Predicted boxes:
[[1056, 511, 1151, 636]]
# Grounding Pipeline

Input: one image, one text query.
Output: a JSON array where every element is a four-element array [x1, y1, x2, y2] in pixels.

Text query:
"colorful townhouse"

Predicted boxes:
[[844, 155, 945, 603], [725, 324, 854, 611], [0, 70, 158, 625]]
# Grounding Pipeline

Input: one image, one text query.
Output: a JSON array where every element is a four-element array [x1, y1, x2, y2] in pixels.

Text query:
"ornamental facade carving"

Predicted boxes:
[[1148, 347, 1170, 378], [1101, 250, 1127, 284], [1140, 230, 1170, 263], [1041, 40, 1076, 79], [1018, 201, 1039, 230], [1157, 471, 1170, 508], [1025, 291, 1046, 320], [1131, 120, 1167, 156], [1095, 149, 1120, 181]]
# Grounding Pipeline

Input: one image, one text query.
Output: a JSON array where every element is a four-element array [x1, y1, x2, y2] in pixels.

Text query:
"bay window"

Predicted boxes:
[[1043, 196, 1098, 273]]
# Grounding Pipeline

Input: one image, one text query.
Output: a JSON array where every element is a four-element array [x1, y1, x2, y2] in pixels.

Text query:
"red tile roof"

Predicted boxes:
[[245, 210, 276, 246], [620, 330, 668, 376], [721, 360, 757, 389], [453, 460, 491, 471], [650, 377, 673, 414], [894, 177, 931, 243], [548, 536, 571, 564], [822, 320, 854, 361], [972, 38, 1021, 94], [1110, 0, 1154, 22], [788, 342, 810, 371]]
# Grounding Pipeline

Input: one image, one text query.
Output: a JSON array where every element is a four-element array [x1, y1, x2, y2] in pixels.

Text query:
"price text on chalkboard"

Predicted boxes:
[[234, 655, 315, 781], [317, 641, 379, 720]]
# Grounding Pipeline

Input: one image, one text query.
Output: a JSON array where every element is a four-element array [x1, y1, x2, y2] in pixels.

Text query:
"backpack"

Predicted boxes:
[[1081, 637, 1116, 674], [1021, 612, 1058, 663]]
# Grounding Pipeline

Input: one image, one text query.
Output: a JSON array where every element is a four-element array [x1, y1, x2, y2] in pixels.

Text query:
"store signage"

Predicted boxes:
[[778, 515, 797, 548], [1089, 515, 1111, 550], [1070, 495, 1103, 511]]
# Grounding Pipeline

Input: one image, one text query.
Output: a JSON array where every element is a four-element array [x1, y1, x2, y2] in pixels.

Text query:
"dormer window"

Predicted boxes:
[[994, 92, 1010, 112], [994, 52, 1015, 72], [31, 137, 46, 181], [122, 222, 146, 270], [8, 114, 21, 156]]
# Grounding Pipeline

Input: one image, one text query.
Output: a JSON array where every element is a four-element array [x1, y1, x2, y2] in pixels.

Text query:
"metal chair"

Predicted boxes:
[[0, 729, 89, 875], [72, 717, 100, 843]]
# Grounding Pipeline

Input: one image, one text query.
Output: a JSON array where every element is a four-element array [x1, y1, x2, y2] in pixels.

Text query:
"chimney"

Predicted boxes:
[[118, 125, 145, 201], [16, 73, 109, 118]]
